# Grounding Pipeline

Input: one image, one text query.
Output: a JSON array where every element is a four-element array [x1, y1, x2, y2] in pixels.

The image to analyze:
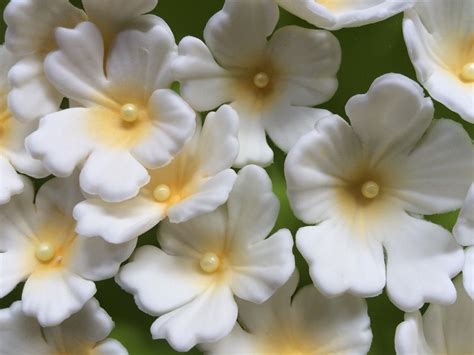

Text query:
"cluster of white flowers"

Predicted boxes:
[[0, 0, 473, 354]]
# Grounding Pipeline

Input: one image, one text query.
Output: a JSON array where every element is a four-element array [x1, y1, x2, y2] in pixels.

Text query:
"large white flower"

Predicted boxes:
[[277, 0, 415, 30], [453, 183, 474, 299], [395, 277, 473, 355], [0, 298, 128, 355], [0, 45, 48, 204], [73, 105, 239, 244], [4, 0, 163, 123], [116, 165, 295, 351], [0, 176, 136, 326], [26, 21, 195, 202], [202, 271, 373, 355], [285, 73, 473, 312], [403, 0, 474, 123], [173, 0, 340, 167]]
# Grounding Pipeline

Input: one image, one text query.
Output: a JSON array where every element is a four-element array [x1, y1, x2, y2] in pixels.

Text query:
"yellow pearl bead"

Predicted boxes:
[[361, 181, 380, 199], [253, 72, 270, 88], [120, 103, 139, 122], [199, 252, 220, 273], [35, 243, 55, 262], [460, 62, 474, 82], [153, 184, 171, 202]]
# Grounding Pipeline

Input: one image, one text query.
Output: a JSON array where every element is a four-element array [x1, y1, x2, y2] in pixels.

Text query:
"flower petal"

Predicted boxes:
[[463, 247, 474, 299], [395, 312, 432, 355], [92, 339, 128, 355], [0, 156, 24, 205], [200, 325, 260, 355], [453, 183, 474, 247]]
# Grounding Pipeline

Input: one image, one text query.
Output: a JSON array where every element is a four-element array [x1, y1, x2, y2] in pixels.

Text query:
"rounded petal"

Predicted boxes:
[[395, 312, 432, 355], [0, 156, 24, 205], [92, 339, 129, 355], [453, 183, 474, 247], [200, 325, 260, 355], [463, 247, 474, 299]]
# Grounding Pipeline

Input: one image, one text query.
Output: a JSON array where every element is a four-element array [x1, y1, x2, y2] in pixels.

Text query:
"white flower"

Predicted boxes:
[[395, 277, 473, 355], [173, 0, 340, 167], [0, 176, 136, 326], [202, 271, 373, 355], [277, 0, 415, 30], [4, 0, 163, 123], [116, 165, 295, 351], [285, 73, 473, 312], [25, 21, 195, 202], [0, 45, 48, 204], [0, 298, 128, 355], [403, 0, 474, 123], [73, 105, 239, 244], [453, 183, 474, 299]]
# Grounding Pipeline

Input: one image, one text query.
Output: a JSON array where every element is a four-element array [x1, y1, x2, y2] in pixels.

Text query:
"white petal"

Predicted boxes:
[[384, 215, 464, 312], [395, 312, 433, 355], [297, 221, 385, 298], [22, 269, 96, 326], [203, 0, 278, 69], [92, 339, 128, 355], [116, 246, 212, 316], [25, 108, 95, 177], [0, 249, 33, 297], [80, 148, 149, 202], [230, 228, 294, 304], [174, 36, 235, 111], [267, 26, 340, 106], [0, 301, 53, 355], [150, 285, 237, 352], [201, 325, 260, 355], [0, 156, 24, 205], [131, 89, 196, 169], [453, 184, 474, 247], [74, 196, 165, 244], [463, 247, 474, 299]]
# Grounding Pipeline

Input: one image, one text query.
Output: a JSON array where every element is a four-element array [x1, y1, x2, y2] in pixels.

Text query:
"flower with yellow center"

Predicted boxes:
[[0, 176, 136, 326], [117, 166, 295, 351], [203, 271, 373, 355], [403, 0, 474, 123], [0, 299, 128, 355], [25, 22, 196, 203], [173, 0, 341, 167], [285, 74, 473, 312]]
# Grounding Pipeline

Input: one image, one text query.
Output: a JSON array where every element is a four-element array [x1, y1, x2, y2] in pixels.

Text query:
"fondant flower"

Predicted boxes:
[[0, 298, 128, 355], [26, 22, 195, 202], [403, 0, 474, 122], [4, 0, 162, 122], [73, 105, 239, 244], [202, 271, 373, 355], [173, 0, 340, 167], [453, 183, 474, 299], [395, 277, 473, 355], [0, 176, 136, 326], [285, 73, 473, 311], [0, 45, 48, 204], [277, 0, 415, 30], [116, 165, 295, 351]]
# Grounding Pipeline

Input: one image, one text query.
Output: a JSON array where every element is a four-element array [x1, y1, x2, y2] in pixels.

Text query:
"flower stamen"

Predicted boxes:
[[35, 242, 55, 263], [153, 184, 171, 202], [460, 62, 474, 82], [361, 181, 380, 199], [120, 103, 140, 123], [253, 72, 270, 89], [199, 252, 220, 273]]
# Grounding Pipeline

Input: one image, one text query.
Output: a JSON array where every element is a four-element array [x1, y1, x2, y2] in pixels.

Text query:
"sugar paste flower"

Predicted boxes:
[[202, 271, 373, 355], [4, 0, 163, 122], [277, 0, 415, 31], [0, 298, 128, 355], [73, 105, 239, 244], [395, 277, 473, 355], [0, 45, 48, 204], [285, 73, 473, 311], [403, 0, 474, 122], [26, 21, 195, 202], [173, 0, 340, 167], [0, 176, 136, 326], [116, 165, 295, 351], [453, 183, 474, 299]]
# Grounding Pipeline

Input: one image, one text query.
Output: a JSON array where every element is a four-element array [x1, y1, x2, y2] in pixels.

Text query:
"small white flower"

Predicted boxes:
[[277, 0, 415, 30], [286, 73, 473, 312], [0, 45, 48, 204], [395, 277, 473, 355], [173, 0, 340, 167], [202, 271, 373, 355], [4, 0, 162, 123], [403, 0, 474, 123], [0, 298, 128, 355], [453, 183, 474, 299], [0, 176, 136, 326], [25, 22, 196, 202], [73, 105, 239, 244], [116, 165, 295, 351]]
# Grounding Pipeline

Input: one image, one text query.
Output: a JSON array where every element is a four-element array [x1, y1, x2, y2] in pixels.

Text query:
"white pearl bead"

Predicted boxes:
[[200, 252, 220, 273], [35, 243, 55, 262], [153, 184, 171, 202], [361, 181, 380, 199], [253, 72, 270, 88], [460, 62, 474, 82], [120, 103, 139, 122]]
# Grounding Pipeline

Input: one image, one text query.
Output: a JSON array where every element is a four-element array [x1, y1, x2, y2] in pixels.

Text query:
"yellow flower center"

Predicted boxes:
[[460, 62, 474, 82], [120, 103, 139, 123], [361, 181, 380, 199], [253, 72, 270, 89], [153, 184, 171, 202], [35, 242, 56, 263], [199, 252, 220, 273]]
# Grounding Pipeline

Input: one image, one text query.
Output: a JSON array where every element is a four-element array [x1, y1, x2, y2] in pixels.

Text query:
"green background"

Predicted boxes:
[[1, 1, 472, 354]]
